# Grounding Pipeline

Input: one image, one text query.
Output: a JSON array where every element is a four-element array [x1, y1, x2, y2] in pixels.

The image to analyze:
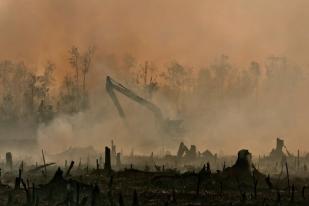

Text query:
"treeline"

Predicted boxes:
[[126, 55, 303, 116], [0, 46, 95, 126], [0, 47, 304, 127]]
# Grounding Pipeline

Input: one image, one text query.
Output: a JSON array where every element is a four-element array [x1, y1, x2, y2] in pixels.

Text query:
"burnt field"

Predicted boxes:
[[1, 161, 309, 206], [1, 140, 309, 206], [2, 167, 309, 206]]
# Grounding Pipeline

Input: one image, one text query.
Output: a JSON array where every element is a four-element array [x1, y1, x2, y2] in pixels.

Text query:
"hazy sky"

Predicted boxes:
[[0, 0, 308, 69]]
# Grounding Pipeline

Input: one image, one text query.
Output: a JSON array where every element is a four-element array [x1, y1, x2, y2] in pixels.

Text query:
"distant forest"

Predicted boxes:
[[0, 46, 304, 131], [0, 46, 95, 126]]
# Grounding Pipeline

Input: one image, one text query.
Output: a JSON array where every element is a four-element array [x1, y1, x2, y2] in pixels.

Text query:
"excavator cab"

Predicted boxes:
[[106, 76, 184, 137]]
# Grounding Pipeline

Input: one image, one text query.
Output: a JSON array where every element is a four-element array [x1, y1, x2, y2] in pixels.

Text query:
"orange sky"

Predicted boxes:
[[0, 0, 308, 73]]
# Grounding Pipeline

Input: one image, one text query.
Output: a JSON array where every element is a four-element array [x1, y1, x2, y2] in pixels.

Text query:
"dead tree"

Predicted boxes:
[[297, 150, 300, 170], [6, 152, 12, 171], [104, 147, 112, 172], [14, 169, 22, 190], [206, 162, 211, 175], [96, 159, 99, 170], [42, 149, 47, 176], [116, 153, 121, 168], [65, 161, 74, 177]]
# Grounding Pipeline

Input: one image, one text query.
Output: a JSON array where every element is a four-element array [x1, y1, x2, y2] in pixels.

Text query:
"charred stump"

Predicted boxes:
[[104, 147, 112, 173], [6, 152, 12, 171], [116, 152, 121, 168]]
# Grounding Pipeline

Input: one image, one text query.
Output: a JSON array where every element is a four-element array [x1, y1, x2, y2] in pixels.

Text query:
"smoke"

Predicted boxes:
[[1, 0, 309, 156], [1, 0, 309, 68], [37, 81, 173, 155]]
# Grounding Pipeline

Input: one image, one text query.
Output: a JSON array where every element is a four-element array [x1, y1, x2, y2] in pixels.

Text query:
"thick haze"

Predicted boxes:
[[1, 0, 309, 68], [0, 0, 309, 155]]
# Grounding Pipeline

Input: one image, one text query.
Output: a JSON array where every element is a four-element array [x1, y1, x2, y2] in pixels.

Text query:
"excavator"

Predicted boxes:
[[106, 76, 184, 136]]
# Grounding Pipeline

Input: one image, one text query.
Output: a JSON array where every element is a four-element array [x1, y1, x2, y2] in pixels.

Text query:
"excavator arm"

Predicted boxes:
[[106, 76, 164, 121], [106, 76, 184, 136]]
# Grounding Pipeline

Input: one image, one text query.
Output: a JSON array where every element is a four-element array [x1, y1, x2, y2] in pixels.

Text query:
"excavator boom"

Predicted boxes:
[[106, 76, 163, 120], [105, 76, 184, 136]]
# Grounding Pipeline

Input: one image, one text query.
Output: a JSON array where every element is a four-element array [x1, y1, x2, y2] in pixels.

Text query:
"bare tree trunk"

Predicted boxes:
[[83, 72, 86, 95], [76, 61, 79, 84], [42, 149, 47, 176]]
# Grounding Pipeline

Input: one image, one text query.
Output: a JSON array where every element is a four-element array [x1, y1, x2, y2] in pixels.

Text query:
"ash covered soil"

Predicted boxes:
[[1, 140, 309, 205], [1, 159, 309, 205]]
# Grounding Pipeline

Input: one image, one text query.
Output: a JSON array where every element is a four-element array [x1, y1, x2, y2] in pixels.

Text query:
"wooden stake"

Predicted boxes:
[[41, 149, 47, 176], [297, 150, 300, 171]]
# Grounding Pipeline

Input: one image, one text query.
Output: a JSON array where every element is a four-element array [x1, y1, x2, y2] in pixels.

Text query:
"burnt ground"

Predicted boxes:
[[1, 165, 309, 206]]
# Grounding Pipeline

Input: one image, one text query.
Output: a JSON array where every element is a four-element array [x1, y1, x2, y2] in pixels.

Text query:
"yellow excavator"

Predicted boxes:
[[106, 76, 184, 136]]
